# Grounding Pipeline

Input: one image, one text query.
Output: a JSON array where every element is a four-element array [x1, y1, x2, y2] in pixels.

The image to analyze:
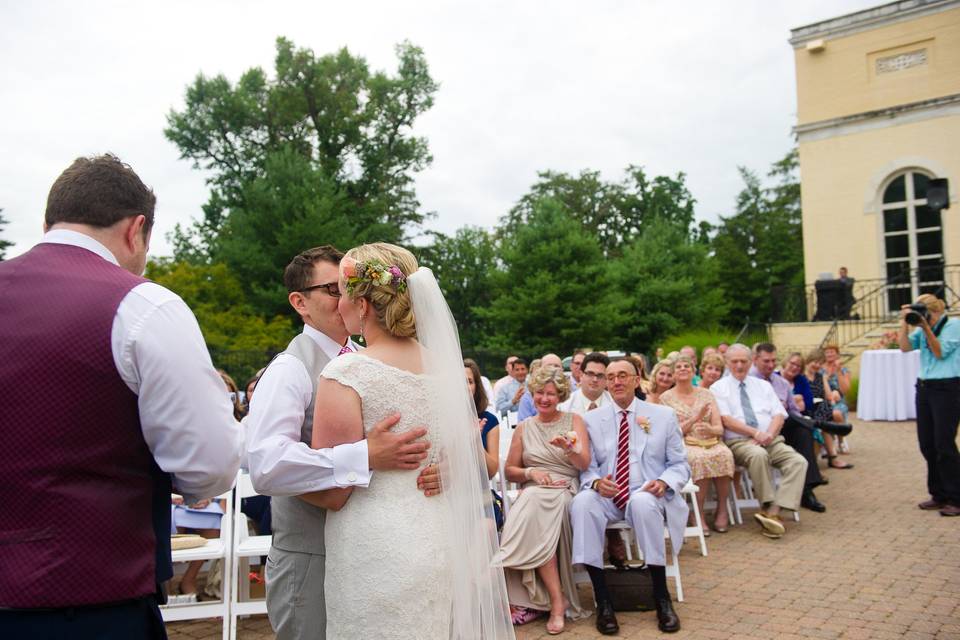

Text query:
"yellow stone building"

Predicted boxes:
[[772, 0, 960, 356]]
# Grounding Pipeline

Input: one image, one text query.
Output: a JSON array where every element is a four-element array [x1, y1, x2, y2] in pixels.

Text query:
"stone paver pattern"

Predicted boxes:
[[168, 415, 960, 640]]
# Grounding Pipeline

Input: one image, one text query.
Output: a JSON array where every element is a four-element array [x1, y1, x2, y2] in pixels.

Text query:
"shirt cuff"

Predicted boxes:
[[331, 440, 372, 487]]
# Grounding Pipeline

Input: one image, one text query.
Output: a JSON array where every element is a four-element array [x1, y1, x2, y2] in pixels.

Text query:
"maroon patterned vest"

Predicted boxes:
[[0, 242, 166, 608]]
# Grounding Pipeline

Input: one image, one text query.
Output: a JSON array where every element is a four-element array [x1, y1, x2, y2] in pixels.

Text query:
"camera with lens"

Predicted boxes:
[[904, 302, 930, 326]]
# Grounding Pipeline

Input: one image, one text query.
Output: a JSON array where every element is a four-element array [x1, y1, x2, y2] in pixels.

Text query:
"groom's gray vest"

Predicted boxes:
[[270, 332, 330, 555]]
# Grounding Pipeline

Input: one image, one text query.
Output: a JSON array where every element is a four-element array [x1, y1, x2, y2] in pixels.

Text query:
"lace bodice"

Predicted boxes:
[[319, 352, 451, 639]]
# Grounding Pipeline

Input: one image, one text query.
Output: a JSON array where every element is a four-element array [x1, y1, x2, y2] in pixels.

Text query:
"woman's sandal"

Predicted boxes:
[[826, 455, 854, 470], [546, 612, 565, 635]]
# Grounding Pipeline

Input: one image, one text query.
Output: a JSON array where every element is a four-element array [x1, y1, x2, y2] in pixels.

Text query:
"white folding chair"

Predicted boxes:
[[496, 421, 519, 517], [161, 487, 234, 640], [678, 482, 708, 556], [736, 467, 800, 523], [229, 472, 272, 639]]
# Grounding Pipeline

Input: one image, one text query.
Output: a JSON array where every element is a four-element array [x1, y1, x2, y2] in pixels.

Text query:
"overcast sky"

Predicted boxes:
[[0, 0, 881, 258]]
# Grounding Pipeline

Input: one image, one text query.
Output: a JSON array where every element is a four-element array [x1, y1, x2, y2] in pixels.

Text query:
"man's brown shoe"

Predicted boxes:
[[754, 512, 785, 536], [939, 504, 960, 517], [919, 499, 944, 510]]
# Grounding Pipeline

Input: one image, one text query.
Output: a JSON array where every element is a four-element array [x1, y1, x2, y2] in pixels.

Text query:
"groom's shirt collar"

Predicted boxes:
[[302, 324, 357, 360], [40, 229, 119, 266]]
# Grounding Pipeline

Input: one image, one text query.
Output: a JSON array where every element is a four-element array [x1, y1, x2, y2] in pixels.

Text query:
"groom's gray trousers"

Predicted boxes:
[[266, 494, 328, 640]]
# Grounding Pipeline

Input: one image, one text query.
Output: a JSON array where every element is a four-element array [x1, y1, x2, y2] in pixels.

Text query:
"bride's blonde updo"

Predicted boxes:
[[343, 242, 419, 339]]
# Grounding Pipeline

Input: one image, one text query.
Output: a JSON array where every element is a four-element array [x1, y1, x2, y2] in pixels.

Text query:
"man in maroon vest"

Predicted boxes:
[[0, 155, 243, 638]]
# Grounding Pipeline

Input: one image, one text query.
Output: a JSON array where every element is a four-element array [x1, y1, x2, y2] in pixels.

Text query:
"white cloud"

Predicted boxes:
[[0, 0, 880, 257]]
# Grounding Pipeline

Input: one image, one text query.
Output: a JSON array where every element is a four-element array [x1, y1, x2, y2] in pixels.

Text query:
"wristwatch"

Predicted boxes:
[[591, 479, 601, 492]]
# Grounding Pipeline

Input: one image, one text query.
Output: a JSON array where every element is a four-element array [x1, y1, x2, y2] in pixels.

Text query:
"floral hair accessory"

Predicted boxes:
[[636, 416, 651, 434], [344, 258, 408, 296]]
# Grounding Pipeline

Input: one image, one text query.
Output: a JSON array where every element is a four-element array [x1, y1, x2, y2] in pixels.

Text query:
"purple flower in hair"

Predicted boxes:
[[388, 265, 404, 286]]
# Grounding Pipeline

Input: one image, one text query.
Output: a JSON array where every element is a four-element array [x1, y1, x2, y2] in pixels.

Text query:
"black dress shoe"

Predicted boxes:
[[595, 600, 619, 635], [801, 490, 826, 513], [655, 597, 681, 633]]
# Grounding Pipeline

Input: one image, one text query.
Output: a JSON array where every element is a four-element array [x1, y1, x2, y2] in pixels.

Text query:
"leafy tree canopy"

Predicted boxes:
[[165, 37, 438, 317], [0, 209, 12, 261], [500, 166, 696, 256]]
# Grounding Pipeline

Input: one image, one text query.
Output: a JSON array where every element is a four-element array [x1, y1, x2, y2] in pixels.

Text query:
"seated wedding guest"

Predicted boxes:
[[244, 368, 264, 414], [500, 366, 591, 633], [823, 343, 852, 451], [710, 344, 807, 538], [698, 353, 725, 389], [219, 369, 245, 420], [493, 355, 520, 398], [496, 357, 529, 415], [645, 359, 675, 404], [779, 352, 810, 414], [804, 349, 853, 470], [702, 346, 718, 360], [518, 354, 563, 421], [718, 342, 730, 355], [559, 352, 612, 415], [569, 350, 586, 392], [679, 346, 701, 385], [625, 355, 649, 401], [172, 495, 225, 595], [466, 358, 503, 528], [750, 344, 830, 513], [571, 358, 689, 634], [661, 355, 734, 533]]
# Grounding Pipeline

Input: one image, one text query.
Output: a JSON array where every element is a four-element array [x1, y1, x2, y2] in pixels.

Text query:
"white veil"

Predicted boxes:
[[407, 268, 515, 640]]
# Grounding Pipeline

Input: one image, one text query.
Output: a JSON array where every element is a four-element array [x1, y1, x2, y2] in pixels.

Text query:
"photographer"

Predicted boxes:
[[898, 294, 960, 517]]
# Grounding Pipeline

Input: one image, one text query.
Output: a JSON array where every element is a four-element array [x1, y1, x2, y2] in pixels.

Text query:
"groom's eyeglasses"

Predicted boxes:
[[300, 281, 341, 298]]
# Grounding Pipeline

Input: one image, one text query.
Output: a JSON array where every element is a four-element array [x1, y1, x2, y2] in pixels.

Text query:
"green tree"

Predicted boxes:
[[419, 227, 498, 360], [710, 149, 804, 325], [165, 38, 438, 315], [608, 220, 727, 352], [478, 199, 613, 356], [145, 259, 295, 362], [501, 166, 697, 255], [0, 209, 12, 260]]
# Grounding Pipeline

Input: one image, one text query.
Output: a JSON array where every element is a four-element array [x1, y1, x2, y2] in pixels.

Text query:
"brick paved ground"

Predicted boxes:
[[168, 415, 960, 640]]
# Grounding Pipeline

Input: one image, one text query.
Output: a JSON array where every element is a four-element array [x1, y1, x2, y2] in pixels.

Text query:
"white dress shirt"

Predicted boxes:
[[559, 389, 613, 416], [41, 230, 243, 503], [244, 325, 371, 495], [709, 374, 787, 441]]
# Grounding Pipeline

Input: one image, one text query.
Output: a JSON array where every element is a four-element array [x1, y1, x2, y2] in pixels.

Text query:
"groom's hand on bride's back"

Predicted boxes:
[[367, 413, 430, 471]]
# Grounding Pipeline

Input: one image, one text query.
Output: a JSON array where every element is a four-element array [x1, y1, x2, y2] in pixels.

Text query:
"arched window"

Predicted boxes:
[[881, 170, 944, 311]]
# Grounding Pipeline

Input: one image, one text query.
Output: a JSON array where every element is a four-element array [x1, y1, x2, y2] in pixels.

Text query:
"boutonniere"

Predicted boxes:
[[636, 416, 651, 434]]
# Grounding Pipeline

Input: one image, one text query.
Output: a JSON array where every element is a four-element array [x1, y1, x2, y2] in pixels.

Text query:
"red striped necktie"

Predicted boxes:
[[613, 410, 631, 511]]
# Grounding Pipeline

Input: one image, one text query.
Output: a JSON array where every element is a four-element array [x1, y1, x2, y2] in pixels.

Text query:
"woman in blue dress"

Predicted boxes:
[[465, 358, 504, 529]]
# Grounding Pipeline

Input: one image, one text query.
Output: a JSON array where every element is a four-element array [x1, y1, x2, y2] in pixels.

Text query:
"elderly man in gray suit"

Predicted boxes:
[[246, 246, 439, 640], [570, 358, 690, 634]]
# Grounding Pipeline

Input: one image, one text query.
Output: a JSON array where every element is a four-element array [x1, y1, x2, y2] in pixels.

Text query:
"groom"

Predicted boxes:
[[246, 246, 440, 640], [570, 358, 691, 634]]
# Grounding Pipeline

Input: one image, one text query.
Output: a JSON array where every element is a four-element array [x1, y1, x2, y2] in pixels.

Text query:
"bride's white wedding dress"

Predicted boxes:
[[320, 352, 451, 639]]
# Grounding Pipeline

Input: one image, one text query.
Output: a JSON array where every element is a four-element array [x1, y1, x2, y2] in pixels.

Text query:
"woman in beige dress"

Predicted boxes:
[[661, 355, 735, 532], [499, 366, 591, 634]]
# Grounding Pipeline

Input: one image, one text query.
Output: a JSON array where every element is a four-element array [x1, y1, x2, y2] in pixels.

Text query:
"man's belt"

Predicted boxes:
[[917, 377, 960, 390]]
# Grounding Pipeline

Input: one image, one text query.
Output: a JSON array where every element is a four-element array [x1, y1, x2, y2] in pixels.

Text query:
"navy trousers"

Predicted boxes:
[[0, 595, 167, 640]]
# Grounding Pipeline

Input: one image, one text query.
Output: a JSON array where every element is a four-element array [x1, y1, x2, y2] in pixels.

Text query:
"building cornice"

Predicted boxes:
[[795, 93, 960, 142], [789, 0, 960, 47]]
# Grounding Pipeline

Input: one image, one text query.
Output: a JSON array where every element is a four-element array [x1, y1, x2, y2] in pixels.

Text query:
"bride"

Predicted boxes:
[[307, 242, 514, 639]]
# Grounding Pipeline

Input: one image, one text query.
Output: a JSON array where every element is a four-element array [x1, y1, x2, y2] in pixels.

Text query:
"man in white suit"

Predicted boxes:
[[570, 358, 690, 634]]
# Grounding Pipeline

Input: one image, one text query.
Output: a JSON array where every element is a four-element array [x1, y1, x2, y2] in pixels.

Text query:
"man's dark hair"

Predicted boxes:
[[45, 154, 156, 235], [511, 358, 528, 369], [582, 352, 610, 370], [755, 342, 777, 355], [284, 245, 345, 293]]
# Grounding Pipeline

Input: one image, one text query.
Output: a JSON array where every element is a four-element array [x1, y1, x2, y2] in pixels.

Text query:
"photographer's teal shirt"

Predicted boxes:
[[909, 317, 960, 379]]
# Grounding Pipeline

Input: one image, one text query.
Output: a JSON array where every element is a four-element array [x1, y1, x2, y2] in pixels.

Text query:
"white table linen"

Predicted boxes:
[[857, 350, 921, 421]]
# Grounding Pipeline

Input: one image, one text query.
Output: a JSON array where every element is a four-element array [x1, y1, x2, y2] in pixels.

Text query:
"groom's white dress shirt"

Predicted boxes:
[[245, 325, 371, 494], [39, 229, 243, 503]]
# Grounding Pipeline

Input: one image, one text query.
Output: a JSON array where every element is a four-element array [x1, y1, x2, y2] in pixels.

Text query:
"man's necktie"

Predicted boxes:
[[337, 344, 353, 356], [613, 410, 631, 511], [587, 402, 598, 411], [739, 381, 759, 428]]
